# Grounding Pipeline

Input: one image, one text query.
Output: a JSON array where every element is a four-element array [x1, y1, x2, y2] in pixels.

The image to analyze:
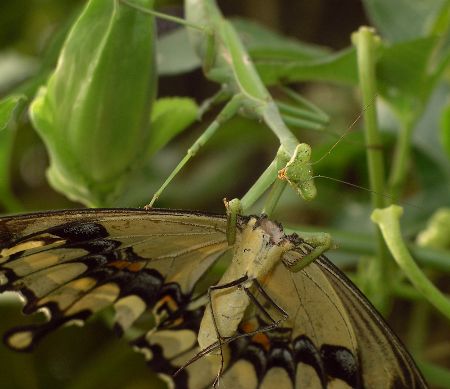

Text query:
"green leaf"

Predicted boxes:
[[157, 28, 201, 76], [362, 0, 447, 42], [234, 18, 356, 85], [412, 85, 450, 174], [232, 18, 327, 61], [147, 97, 198, 156], [254, 34, 439, 122], [377, 37, 437, 103]]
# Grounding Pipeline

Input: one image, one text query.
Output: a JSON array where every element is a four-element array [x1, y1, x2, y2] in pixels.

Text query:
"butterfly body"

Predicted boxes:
[[198, 216, 294, 350], [0, 208, 427, 388]]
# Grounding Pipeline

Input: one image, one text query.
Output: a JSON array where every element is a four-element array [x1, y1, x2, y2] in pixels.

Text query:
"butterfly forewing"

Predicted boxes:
[[0, 209, 229, 352]]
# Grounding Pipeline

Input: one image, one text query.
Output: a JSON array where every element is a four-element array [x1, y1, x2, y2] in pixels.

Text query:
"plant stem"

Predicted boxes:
[[372, 205, 450, 321], [407, 301, 429, 355], [352, 26, 390, 310], [388, 117, 414, 202]]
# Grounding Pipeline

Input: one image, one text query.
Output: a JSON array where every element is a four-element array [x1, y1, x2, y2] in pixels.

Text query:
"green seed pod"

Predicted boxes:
[[30, 0, 156, 206]]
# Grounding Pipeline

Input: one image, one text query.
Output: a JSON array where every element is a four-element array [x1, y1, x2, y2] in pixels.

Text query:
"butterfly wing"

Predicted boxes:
[[0, 208, 229, 352], [315, 257, 427, 388], [0, 210, 427, 389], [128, 232, 426, 389], [200, 254, 362, 389], [225, 252, 427, 389]]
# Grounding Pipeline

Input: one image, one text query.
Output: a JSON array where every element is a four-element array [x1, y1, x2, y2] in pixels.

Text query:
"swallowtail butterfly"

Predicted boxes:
[[0, 208, 427, 388]]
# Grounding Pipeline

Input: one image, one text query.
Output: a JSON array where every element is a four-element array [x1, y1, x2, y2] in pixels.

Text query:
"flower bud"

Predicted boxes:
[[30, 0, 156, 206]]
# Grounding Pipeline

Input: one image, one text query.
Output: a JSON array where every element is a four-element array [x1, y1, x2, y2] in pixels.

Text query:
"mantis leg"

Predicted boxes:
[[289, 231, 333, 272], [124, 0, 328, 206], [147, 95, 243, 207]]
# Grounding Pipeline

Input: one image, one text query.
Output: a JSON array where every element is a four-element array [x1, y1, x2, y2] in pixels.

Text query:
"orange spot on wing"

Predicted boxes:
[[241, 320, 271, 351], [109, 260, 144, 272], [251, 332, 271, 351], [126, 262, 145, 272], [241, 321, 257, 333], [109, 260, 129, 269]]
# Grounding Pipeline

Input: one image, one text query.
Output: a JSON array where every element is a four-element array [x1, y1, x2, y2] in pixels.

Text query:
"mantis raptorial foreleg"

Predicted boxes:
[[224, 198, 242, 245], [289, 231, 333, 272]]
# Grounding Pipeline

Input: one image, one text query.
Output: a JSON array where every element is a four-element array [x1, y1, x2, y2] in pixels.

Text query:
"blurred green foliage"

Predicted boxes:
[[0, 0, 449, 388]]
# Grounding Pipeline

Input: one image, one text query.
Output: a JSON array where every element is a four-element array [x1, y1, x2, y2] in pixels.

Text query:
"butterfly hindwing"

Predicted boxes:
[[217, 255, 362, 389], [316, 257, 427, 388]]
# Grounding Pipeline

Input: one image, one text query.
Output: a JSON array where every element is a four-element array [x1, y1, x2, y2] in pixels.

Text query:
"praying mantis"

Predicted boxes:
[[120, 0, 334, 260], [121, 0, 327, 204]]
